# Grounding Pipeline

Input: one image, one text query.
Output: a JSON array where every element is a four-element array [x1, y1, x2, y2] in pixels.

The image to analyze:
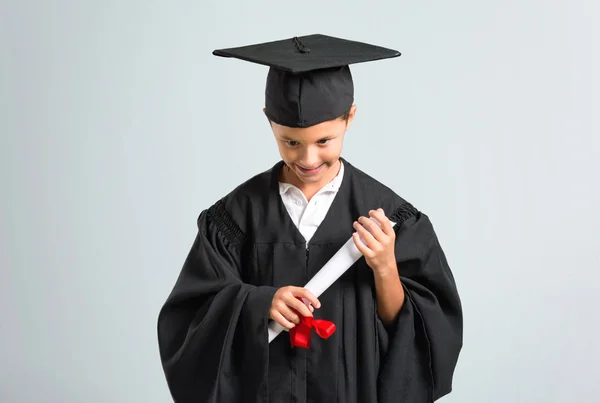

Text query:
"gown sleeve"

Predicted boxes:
[[157, 199, 277, 403], [377, 202, 463, 402]]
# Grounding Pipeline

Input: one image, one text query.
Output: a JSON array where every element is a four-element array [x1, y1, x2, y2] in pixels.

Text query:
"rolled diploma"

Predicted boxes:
[[268, 218, 397, 343]]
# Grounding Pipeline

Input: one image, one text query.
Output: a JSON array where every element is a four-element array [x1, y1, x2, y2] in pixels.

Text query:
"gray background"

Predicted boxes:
[[1, 0, 598, 402]]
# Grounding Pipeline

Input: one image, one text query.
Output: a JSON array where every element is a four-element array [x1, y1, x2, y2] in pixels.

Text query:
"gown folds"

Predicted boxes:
[[157, 158, 463, 403]]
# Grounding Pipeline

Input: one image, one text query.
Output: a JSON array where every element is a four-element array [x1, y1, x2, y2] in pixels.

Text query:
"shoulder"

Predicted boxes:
[[344, 162, 443, 257], [221, 161, 277, 214], [200, 161, 280, 237], [345, 160, 404, 202], [344, 159, 420, 226]]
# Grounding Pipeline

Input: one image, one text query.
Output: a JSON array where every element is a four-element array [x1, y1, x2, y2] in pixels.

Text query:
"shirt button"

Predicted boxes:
[[295, 199, 302, 206]]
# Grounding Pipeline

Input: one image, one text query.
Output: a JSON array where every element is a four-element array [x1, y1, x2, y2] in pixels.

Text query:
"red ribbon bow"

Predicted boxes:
[[289, 298, 336, 348]]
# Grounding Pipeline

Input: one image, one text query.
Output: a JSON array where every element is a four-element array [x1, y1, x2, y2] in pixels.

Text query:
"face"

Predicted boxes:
[[268, 105, 356, 188]]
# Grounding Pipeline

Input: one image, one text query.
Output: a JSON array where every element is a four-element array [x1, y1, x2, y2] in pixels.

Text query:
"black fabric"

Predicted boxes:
[[212, 34, 401, 127], [212, 34, 401, 73], [264, 65, 354, 128], [157, 158, 463, 403]]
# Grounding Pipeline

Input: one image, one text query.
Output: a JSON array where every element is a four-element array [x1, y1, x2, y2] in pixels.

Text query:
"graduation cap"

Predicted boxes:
[[213, 34, 401, 128]]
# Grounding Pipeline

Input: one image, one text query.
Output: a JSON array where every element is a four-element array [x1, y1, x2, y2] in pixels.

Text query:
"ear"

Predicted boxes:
[[346, 104, 357, 128], [262, 107, 272, 126]]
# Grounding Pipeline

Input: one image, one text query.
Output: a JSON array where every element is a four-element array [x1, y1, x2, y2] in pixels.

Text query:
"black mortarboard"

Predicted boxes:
[[213, 34, 401, 128]]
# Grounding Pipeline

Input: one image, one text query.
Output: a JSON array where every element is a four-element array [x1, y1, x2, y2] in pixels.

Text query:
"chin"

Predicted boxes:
[[297, 174, 323, 184], [283, 158, 339, 183]]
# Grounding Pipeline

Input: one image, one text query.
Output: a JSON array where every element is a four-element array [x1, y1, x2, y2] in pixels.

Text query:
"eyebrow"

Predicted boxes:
[[280, 135, 336, 141]]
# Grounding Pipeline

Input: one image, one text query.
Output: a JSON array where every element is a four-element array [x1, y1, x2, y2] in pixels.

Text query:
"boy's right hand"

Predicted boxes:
[[269, 286, 321, 329]]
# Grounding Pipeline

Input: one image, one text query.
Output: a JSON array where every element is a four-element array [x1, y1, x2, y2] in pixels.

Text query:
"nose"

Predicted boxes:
[[300, 146, 320, 168]]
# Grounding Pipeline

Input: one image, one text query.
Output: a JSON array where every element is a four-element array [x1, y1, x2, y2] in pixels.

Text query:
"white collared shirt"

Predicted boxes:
[[279, 161, 345, 245]]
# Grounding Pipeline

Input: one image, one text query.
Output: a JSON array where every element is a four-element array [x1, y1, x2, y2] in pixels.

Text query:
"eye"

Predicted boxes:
[[317, 139, 330, 145], [285, 140, 300, 147]]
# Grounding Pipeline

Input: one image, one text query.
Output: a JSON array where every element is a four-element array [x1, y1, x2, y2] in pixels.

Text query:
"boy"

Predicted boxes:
[[157, 34, 463, 403]]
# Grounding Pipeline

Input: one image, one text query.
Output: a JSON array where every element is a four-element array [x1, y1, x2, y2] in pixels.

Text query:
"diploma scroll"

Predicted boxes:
[[268, 218, 397, 343]]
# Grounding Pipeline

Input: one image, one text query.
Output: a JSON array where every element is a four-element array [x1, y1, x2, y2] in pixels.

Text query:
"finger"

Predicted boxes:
[[287, 296, 313, 317], [286, 287, 318, 308], [309, 305, 314, 313], [372, 208, 394, 235], [271, 310, 296, 329], [280, 304, 303, 323], [352, 232, 372, 257], [359, 215, 385, 241], [296, 289, 321, 309], [354, 219, 379, 247]]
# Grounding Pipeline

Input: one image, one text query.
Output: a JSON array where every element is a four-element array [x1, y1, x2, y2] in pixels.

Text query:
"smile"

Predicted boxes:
[[295, 163, 324, 175]]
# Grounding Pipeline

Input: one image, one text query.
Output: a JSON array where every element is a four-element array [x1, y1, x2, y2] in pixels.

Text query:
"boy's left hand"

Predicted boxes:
[[352, 208, 397, 277]]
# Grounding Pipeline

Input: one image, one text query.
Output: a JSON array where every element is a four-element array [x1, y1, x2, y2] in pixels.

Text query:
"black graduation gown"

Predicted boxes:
[[157, 158, 463, 403]]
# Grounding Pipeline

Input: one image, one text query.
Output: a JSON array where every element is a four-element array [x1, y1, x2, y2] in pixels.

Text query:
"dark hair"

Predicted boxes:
[[338, 108, 351, 123]]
